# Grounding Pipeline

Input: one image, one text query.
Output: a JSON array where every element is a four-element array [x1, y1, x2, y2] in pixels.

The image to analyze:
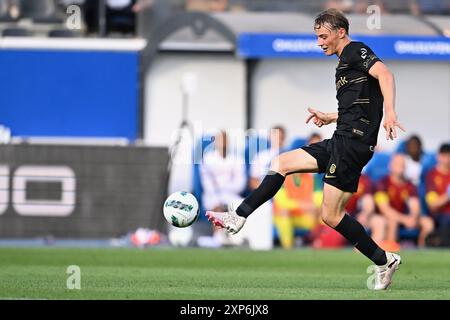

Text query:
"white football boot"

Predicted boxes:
[[373, 252, 402, 290], [205, 206, 246, 235]]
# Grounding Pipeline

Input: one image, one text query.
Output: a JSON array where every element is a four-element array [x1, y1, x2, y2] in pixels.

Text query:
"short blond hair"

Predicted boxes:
[[314, 9, 349, 34]]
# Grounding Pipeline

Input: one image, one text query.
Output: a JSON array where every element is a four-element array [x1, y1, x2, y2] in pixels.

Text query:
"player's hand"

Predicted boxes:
[[383, 111, 405, 141], [306, 107, 332, 127]]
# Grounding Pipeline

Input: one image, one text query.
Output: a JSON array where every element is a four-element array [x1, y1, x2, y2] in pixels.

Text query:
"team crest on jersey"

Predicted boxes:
[[330, 164, 336, 174]]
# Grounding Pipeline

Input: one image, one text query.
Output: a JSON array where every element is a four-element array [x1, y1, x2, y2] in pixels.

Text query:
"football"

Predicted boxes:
[[163, 191, 199, 228]]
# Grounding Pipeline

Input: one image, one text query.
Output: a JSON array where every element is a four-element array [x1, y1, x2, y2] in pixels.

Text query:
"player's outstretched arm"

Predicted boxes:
[[305, 107, 338, 128], [369, 61, 405, 141]]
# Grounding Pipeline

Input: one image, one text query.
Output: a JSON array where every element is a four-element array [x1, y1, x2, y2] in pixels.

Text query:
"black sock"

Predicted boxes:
[[236, 171, 285, 218], [334, 214, 387, 266]]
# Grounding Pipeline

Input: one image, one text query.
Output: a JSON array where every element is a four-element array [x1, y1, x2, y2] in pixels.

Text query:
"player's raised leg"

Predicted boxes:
[[322, 183, 401, 290], [206, 148, 319, 234]]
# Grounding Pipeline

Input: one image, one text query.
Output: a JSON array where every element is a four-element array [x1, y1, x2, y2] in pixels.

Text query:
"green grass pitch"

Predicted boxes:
[[0, 247, 449, 300]]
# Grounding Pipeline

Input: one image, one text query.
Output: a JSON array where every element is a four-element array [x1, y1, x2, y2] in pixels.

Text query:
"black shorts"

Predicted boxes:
[[301, 134, 374, 193]]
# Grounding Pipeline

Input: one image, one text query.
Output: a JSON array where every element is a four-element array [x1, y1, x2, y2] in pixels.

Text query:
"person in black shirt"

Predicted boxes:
[[206, 9, 404, 290]]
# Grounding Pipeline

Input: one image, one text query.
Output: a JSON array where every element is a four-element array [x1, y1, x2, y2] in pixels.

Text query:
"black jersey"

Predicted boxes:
[[335, 41, 383, 146]]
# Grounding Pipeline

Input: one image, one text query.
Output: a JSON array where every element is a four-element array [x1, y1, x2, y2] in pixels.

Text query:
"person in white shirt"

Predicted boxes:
[[200, 130, 246, 215], [199, 130, 246, 246], [404, 135, 423, 187]]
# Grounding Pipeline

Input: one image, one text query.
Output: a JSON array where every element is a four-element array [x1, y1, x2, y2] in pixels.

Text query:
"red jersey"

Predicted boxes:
[[375, 176, 417, 213], [346, 174, 373, 215], [426, 168, 450, 215]]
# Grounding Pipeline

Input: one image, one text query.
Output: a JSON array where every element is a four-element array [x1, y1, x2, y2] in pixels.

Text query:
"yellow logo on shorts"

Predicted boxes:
[[330, 164, 336, 174]]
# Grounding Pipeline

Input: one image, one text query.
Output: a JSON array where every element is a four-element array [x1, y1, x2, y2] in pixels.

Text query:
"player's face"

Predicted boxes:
[[406, 139, 422, 159], [314, 24, 342, 56]]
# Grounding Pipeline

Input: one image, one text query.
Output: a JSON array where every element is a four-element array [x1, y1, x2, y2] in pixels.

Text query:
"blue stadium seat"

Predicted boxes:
[[288, 137, 308, 151], [399, 228, 419, 241], [421, 153, 437, 179], [364, 152, 392, 183], [395, 139, 407, 154]]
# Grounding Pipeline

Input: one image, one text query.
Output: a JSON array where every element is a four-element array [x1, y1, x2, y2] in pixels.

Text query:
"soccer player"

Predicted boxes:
[[206, 9, 404, 290]]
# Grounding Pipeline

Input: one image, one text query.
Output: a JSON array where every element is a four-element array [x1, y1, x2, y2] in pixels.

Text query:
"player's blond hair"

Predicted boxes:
[[314, 9, 349, 35]]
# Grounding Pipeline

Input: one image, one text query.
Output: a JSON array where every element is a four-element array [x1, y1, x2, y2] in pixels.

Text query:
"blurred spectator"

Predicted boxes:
[[108, 0, 134, 9], [353, 0, 370, 14], [199, 130, 246, 246], [186, 0, 229, 12], [66, 0, 151, 36], [425, 143, 450, 245], [4, 0, 67, 22], [132, 0, 153, 12], [345, 174, 388, 249], [272, 133, 322, 249], [106, 0, 137, 35], [249, 125, 286, 190], [0, 0, 20, 20], [307, 132, 322, 146], [375, 154, 434, 248], [77, 0, 98, 34], [324, 0, 353, 13], [403, 134, 424, 187], [324, 0, 389, 14]]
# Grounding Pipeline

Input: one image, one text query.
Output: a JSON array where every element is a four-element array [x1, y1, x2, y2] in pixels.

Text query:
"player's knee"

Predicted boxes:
[[269, 156, 287, 175], [321, 207, 341, 228]]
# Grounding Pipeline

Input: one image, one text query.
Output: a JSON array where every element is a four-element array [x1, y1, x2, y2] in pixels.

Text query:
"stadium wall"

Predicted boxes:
[[143, 53, 247, 194], [144, 53, 247, 146]]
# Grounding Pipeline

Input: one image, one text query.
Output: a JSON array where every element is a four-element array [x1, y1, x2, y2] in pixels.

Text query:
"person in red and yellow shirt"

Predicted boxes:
[[426, 143, 450, 233], [273, 134, 323, 249], [375, 154, 434, 248], [346, 174, 387, 247]]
